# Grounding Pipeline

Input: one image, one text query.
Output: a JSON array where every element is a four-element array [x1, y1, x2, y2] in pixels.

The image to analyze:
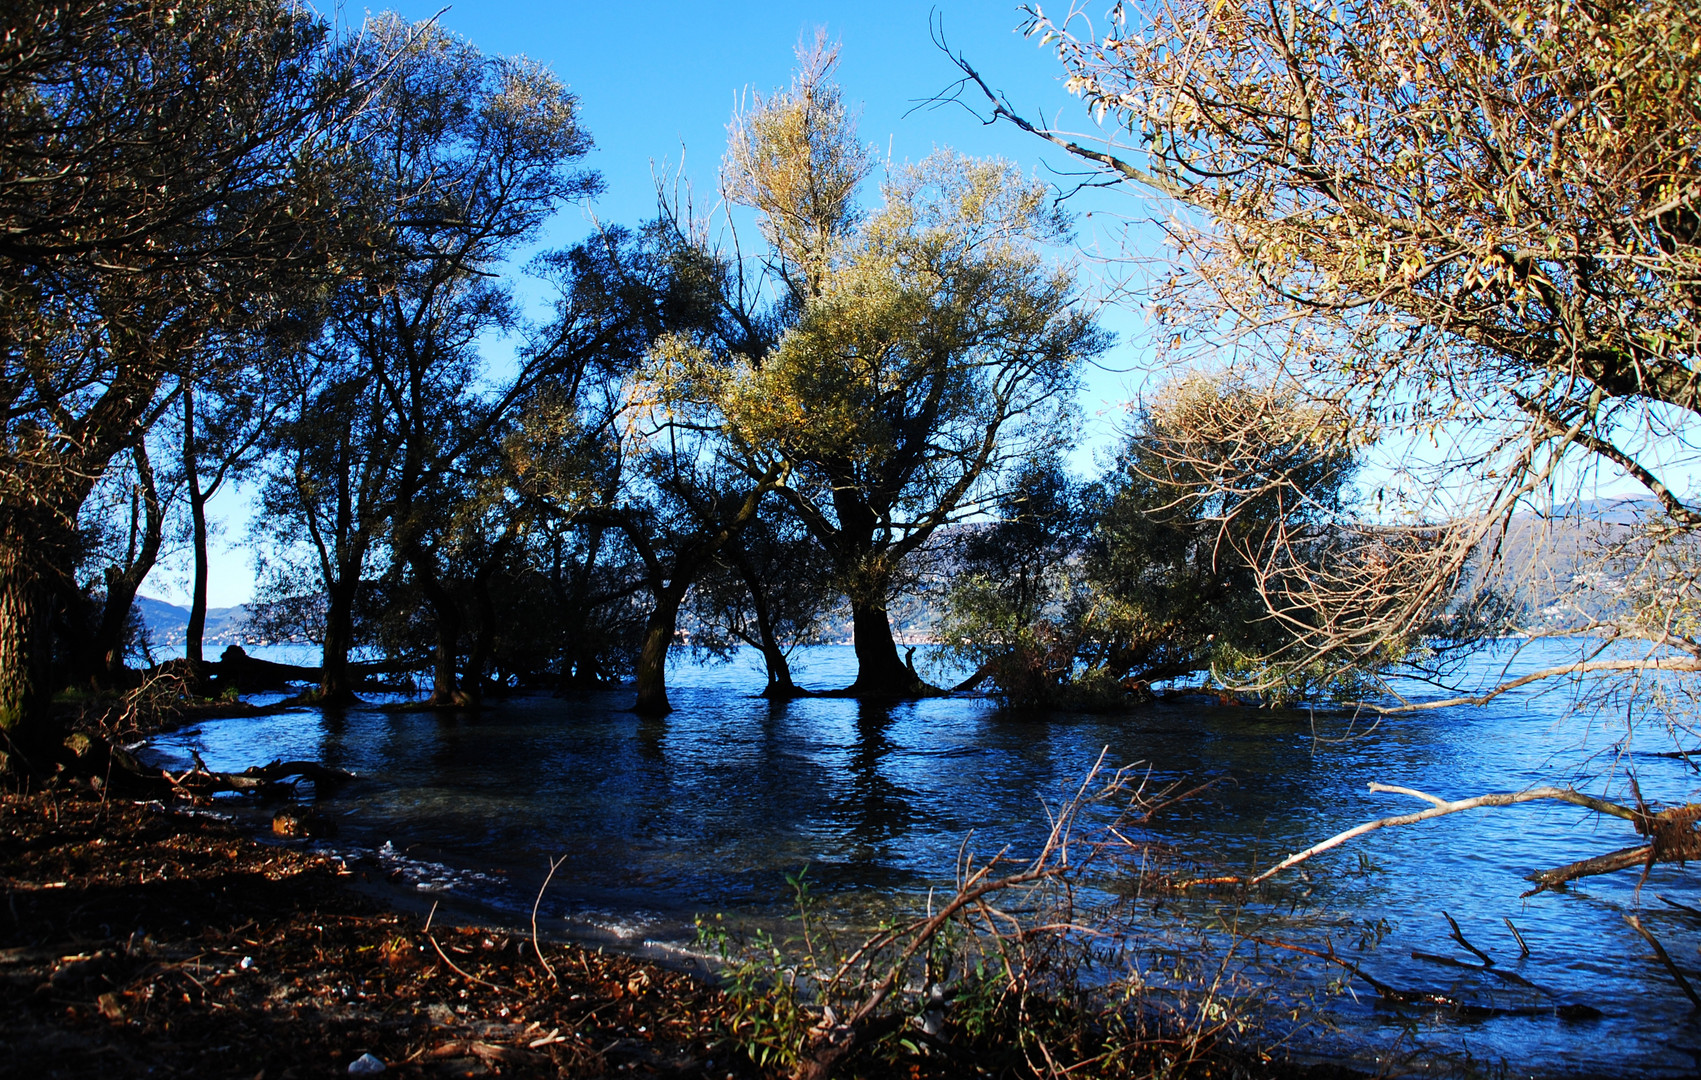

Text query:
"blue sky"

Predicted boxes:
[[167, 2, 1164, 609]]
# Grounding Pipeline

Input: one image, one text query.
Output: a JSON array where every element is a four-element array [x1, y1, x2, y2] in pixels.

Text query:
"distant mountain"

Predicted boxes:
[[1484, 497, 1677, 627], [134, 595, 261, 649]]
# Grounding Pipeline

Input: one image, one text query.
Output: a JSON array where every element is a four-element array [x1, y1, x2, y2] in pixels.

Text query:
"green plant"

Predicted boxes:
[[693, 757, 1295, 1080], [694, 913, 810, 1070]]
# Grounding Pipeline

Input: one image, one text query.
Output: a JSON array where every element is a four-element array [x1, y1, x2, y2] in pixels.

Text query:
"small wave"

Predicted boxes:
[[338, 840, 505, 894]]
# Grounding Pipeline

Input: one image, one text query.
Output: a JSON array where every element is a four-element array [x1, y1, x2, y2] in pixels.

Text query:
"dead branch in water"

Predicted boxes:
[[163, 754, 355, 798], [1183, 781, 1701, 894], [1625, 915, 1701, 1009], [778, 751, 1235, 1080], [791, 752, 1126, 1080], [1246, 935, 1601, 1019]]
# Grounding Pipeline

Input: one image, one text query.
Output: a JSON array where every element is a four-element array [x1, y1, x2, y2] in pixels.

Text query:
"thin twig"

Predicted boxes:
[[1503, 917, 1530, 958], [532, 854, 566, 984], [1444, 911, 1493, 966], [429, 932, 503, 992], [1660, 894, 1701, 917]]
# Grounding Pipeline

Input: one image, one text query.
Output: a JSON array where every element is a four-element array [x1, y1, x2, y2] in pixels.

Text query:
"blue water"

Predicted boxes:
[[147, 641, 1701, 1076]]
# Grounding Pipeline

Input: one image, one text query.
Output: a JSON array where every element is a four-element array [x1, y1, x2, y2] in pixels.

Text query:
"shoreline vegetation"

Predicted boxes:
[[2, 783, 1371, 1080]]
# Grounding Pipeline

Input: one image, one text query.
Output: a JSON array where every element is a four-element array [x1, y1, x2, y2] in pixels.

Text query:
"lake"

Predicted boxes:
[[145, 641, 1701, 1077]]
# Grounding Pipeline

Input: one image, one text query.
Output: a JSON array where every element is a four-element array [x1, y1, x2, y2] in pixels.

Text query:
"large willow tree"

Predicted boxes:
[[716, 46, 1106, 697]]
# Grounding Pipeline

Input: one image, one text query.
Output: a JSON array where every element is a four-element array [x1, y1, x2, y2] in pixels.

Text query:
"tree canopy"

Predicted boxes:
[[947, 0, 1701, 704]]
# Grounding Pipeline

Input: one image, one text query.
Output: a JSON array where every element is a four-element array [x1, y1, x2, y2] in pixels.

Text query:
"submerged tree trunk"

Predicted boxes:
[[319, 577, 360, 703], [633, 585, 686, 717], [847, 595, 926, 698], [732, 552, 798, 697], [461, 530, 517, 705], [409, 547, 466, 707], [464, 577, 497, 705]]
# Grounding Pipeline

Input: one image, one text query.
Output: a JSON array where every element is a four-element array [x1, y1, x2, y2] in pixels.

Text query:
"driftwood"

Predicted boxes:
[[1625, 914, 1701, 1009], [164, 752, 355, 797], [55, 732, 354, 806], [1187, 782, 1701, 895], [207, 645, 420, 691]]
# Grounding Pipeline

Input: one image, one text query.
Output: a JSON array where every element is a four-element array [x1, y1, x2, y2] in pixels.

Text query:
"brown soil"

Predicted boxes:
[[0, 789, 758, 1079]]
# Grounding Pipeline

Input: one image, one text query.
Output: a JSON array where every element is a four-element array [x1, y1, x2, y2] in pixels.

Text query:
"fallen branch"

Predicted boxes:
[[1523, 844, 1654, 896], [1625, 914, 1701, 1010], [428, 1039, 544, 1066], [1246, 936, 1600, 1019], [165, 757, 355, 797], [790, 750, 1137, 1080], [1443, 911, 1493, 966], [1230, 783, 1640, 886], [1661, 894, 1701, 917], [1504, 917, 1531, 958], [428, 932, 505, 992]]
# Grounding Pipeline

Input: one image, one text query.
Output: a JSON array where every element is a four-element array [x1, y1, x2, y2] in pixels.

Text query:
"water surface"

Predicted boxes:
[[149, 642, 1701, 1076]]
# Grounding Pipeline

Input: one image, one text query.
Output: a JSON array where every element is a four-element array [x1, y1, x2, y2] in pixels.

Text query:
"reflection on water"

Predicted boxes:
[[150, 642, 1701, 1076]]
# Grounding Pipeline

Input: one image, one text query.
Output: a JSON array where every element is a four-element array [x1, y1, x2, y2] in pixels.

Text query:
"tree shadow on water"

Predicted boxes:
[[838, 699, 917, 855]]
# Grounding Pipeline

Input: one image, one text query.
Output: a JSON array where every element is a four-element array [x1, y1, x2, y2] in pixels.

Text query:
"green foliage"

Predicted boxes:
[[943, 373, 1382, 707], [695, 914, 810, 1071], [709, 47, 1107, 690]]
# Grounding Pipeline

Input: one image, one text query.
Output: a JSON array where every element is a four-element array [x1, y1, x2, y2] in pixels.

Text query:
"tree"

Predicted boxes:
[[68, 443, 166, 686], [1088, 375, 1373, 700], [949, 0, 1701, 707], [253, 347, 396, 700], [177, 353, 287, 665], [687, 500, 839, 697], [253, 14, 597, 704], [90, 444, 164, 681], [718, 49, 1107, 698], [521, 217, 788, 715], [943, 375, 1365, 708], [0, 0, 367, 742], [936, 454, 1094, 708]]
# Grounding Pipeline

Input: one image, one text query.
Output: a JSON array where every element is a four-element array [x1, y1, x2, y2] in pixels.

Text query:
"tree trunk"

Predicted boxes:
[[0, 521, 57, 746], [184, 387, 210, 665], [633, 585, 685, 717], [463, 582, 496, 705], [461, 525, 517, 706], [463, 562, 503, 705], [95, 445, 163, 680], [319, 578, 359, 703], [733, 552, 798, 697], [554, 523, 607, 690], [410, 547, 465, 707], [848, 595, 925, 698]]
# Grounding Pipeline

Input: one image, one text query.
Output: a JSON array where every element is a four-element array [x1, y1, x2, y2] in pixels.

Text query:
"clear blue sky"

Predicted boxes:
[[166, 1, 1162, 609]]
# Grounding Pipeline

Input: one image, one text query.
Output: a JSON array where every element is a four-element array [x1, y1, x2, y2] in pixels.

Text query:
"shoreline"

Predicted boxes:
[[1, 788, 759, 1078], [1, 785, 1386, 1080]]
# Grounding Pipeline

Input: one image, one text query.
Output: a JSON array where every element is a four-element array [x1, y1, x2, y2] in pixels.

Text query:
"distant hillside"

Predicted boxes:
[[1480, 497, 1676, 627], [134, 595, 264, 649]]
